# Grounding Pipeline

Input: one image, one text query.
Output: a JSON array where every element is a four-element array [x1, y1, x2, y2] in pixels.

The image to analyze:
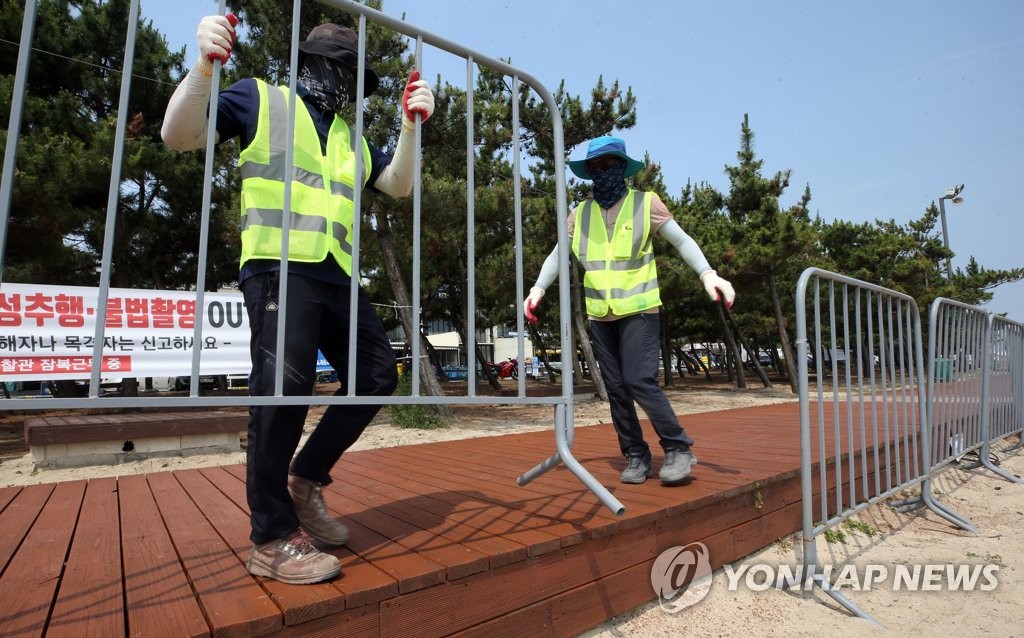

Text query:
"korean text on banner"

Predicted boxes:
[[0, 284, 251, 381]]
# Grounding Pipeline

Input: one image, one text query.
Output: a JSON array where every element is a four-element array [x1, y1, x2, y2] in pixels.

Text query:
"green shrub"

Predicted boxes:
[[388, 374, 453, 430]]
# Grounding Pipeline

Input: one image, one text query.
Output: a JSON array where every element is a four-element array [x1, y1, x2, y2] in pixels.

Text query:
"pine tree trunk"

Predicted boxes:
[[722, 303, 772, 388], [570, 256, 607, 401], [716, 302, 746, 388], [769, 270, 799, 394], [373, 214, 453, 417]]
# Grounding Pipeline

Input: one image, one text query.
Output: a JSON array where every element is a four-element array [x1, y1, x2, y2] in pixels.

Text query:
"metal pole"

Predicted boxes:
[[938, 196, 952, 279]]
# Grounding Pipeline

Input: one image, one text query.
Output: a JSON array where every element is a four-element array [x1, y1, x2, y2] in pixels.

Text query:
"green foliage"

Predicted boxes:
[[388, 373, 452, 429], [843, 518, 877, 537]]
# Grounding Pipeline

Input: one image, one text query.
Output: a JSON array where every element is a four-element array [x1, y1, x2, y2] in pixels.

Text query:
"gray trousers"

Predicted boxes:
[[589, 313, 693, 455]]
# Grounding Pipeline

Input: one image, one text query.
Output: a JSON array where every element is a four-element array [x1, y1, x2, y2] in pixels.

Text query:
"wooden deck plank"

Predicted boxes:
[[0, 400, 915, 638], [219, 464, 449, 596], [118, 474, 211, 638], [378, 521, 662, 638], [0, 485, 19, 512], [326, 470, 531, 570], [47, 477, 124, 638], [194, 465, 400, 611], [375, 445, 625, 537], [174, 470, 347, 627], [0, 481, 84, 638], [338, 449, 590, 549], [0, 483, 54, 573], [145, 471, 282, 637], [338, 453, 568, 557], [318, 483, 493, 582]]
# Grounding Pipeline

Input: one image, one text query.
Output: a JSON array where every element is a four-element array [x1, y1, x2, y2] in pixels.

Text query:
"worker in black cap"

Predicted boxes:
[[162, 13, 434, 585]]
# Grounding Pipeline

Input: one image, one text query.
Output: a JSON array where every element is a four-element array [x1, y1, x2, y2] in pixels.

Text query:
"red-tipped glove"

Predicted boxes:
[[523, 287, 545, 324], [198, 13, 238, 65], [401, 70, 435, 129], [700, 270, 735, 309]]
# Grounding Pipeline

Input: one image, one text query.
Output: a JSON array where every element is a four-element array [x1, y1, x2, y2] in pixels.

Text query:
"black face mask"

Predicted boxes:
[[298, 55, 356, 114], [590, 159, 628, 208]]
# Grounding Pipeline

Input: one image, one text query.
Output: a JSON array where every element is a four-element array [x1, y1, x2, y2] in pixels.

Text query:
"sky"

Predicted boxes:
[[143, 0, 1024, 318]]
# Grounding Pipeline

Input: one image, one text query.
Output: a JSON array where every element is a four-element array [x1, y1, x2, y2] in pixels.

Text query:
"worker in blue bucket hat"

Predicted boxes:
[[524, 135, 735, 486]]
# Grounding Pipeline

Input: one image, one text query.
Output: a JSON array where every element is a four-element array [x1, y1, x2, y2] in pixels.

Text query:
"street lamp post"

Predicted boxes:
[[938, 184, 964, 279]]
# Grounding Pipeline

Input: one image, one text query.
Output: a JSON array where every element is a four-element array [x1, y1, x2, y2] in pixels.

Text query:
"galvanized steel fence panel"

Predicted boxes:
[[0, 0, 624, 514]]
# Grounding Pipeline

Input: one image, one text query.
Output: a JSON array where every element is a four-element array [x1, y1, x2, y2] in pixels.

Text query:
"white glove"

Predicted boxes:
[[523, 286, 545, 324], [197, 14, 237, 65], [700, 270, 735, 308], [401, 70, 435, 131]]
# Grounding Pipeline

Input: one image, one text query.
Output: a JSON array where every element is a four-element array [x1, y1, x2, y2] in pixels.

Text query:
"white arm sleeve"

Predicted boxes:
[[374, 126, 417, 197], [532, 245, 560, 291], [658, 219, 712, 276], [161, 59, 220, 151]]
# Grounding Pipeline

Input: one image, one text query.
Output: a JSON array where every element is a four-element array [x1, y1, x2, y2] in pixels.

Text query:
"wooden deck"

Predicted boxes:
[[0, 401, 865, 637]]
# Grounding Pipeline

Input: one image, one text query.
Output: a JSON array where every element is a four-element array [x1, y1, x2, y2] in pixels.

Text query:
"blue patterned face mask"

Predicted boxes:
[[589, 157, 627, 208]]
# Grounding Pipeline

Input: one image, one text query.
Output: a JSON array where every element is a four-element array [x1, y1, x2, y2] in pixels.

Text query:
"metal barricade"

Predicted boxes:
[[794, 268, 971, 624], [917, 298, 989, 525], [979, 315, 1024, 478], [0, 0, 624, 515]]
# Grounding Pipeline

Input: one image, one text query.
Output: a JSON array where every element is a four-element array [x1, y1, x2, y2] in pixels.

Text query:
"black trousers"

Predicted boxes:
[[241, 272, 398, 544], [589, 313, 693, 455]]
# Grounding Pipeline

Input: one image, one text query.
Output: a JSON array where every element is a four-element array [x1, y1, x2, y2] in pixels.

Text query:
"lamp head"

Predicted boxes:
[[944, 184, 965, 198]]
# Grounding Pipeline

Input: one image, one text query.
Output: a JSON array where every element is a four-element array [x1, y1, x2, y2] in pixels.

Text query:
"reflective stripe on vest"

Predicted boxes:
[[237, 80, 371, 274], [571, 190, 661, 317]]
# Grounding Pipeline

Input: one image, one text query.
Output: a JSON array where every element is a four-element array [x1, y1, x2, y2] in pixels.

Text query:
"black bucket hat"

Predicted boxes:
[[298, 23, 379, 96]]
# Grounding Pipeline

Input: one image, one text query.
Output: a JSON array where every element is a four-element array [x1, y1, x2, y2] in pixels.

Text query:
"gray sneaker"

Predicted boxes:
[[246, 529, 341, 584], [620, 448, 654, 484], [288, 474, 350, 546], [660, 447, 697, 485]]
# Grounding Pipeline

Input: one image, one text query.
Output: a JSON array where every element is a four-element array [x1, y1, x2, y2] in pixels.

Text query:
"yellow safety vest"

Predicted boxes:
[[237, 80, 372, 275], [571, 190, 661, 317]]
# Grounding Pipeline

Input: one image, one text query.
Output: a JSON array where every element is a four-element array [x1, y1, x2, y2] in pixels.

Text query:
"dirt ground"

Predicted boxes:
[[1, 379, 1021, 637]]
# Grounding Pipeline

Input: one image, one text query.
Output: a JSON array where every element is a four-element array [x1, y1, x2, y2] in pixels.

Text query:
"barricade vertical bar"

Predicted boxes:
[[345, 15, 371, 396], [511, 75, 526, 397], [272, 0, 303, 398], [0, 0, 37, 280], [855, 288, 869, 501], [815, 278, 828, 523], [189, 0, 229, 397], [89, 0, 141, 398], [867, 291, 882, 497], [878, 295, 893, 492], [843, 284, 856, 510], [409, 39, 427, 395], [828, 281, 843, 518], [465, 57, 477, 397]]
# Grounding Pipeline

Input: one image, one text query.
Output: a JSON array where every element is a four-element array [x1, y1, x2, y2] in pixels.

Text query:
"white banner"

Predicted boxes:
[[0, 284, 251, 381]]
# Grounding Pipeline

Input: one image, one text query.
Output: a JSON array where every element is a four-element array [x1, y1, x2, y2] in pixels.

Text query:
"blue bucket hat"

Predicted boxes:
[[568, 136, 645, 180]]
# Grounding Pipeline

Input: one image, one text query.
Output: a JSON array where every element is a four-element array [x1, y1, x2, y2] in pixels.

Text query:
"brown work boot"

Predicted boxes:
[[246, 529, 341, 584], [288, 474, 350, 546]]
